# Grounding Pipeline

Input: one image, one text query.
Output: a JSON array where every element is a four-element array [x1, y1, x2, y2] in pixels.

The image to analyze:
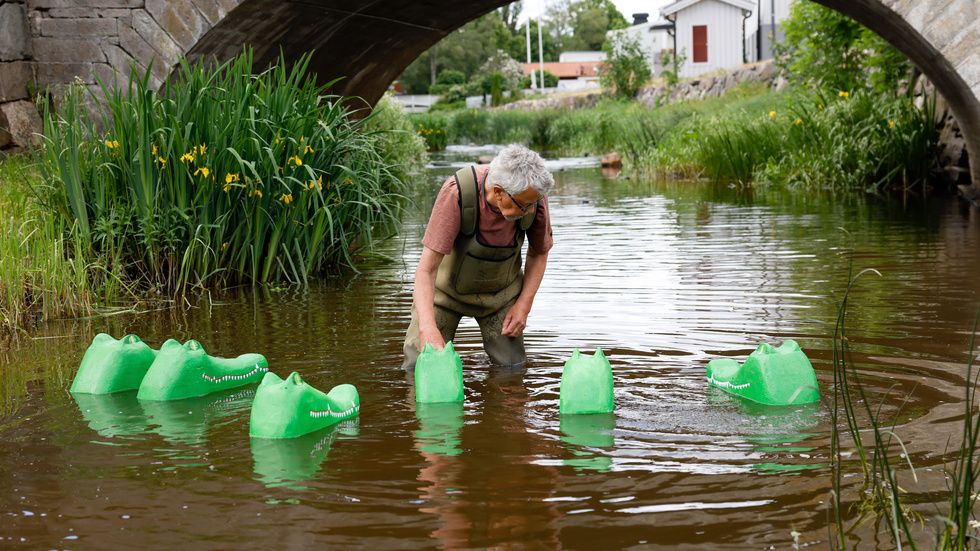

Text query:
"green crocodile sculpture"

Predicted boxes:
[[249, 371, 360, 439], [560, 348, 614, 414], [137, 339, 268, 401], [414, 342, 464, 403], [71, 333, 159, 394], [706, 340, 820, 405]]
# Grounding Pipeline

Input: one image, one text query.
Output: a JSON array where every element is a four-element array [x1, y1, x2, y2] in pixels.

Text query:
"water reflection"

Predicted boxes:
[[559, 412, 616, 473], [415, 402, 464, 457], [251, 420, 359, 490], [415, 365, 564, 549]]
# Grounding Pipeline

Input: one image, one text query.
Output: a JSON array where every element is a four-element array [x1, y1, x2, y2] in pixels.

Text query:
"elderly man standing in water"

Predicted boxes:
[[403, 143, 555, 368]]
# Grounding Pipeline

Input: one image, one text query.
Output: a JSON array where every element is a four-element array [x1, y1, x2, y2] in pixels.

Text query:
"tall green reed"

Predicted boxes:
[[33, 49, 408, 292], [830, 246, 980, 550]]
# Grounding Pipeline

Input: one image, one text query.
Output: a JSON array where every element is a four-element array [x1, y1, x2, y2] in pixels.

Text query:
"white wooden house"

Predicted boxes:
[[659, 0, 755, 79]]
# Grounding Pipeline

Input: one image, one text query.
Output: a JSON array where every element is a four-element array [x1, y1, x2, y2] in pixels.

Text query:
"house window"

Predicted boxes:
[[693, 25, 708, 63]]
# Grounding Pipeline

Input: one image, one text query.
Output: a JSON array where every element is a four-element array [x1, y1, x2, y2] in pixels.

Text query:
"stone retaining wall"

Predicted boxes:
[[0, 0, 40, 154]]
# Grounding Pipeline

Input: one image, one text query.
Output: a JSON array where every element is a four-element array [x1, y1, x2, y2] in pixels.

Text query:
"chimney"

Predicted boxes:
[[632, 12, 649, 25]]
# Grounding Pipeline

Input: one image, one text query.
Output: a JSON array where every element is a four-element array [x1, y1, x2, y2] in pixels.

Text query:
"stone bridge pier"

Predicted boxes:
[[0, 0, 978, 187]]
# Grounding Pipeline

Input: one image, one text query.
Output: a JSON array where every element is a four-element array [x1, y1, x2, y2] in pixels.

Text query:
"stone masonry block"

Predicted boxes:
[[103, 42, 135, 76], [0, 100, 43, 148], [47, 8, 132, 18], [0, 3, 33, 61], [131, 10, 181, 66], [0, 61, 32, 102], [27, 0, 141, 9], [39, 17, 118, 37], [0, 109, 11, 149], [192, 0, 232, 25], [34, 37, 107, 63], [146, 0, 202, 50], [34, 61, 97, 84], [213, 0, 243, 20]]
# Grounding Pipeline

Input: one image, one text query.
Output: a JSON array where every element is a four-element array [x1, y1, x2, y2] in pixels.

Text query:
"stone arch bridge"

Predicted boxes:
[[1, 0, 978, 185]]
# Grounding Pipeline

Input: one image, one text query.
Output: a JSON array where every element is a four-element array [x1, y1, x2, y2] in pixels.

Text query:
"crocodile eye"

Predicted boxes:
[[123, 334, 142, 344], [289, 372, 303, 385], [185, 340, 202, 351]]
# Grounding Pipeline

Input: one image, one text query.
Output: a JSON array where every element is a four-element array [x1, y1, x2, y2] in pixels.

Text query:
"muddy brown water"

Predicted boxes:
[[2, 145, 980, 550]]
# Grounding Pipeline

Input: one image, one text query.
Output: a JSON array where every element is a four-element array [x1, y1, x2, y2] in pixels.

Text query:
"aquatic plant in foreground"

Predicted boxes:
[[830, 243, 980, 550]]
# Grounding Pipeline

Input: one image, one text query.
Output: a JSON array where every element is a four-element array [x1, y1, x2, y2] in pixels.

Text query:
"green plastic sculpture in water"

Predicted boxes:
[[415, 342, 464, 403], [249, 371, 360, 439], [560, 348, 614, 414], [137, 339, 268, 401], [71, 333, 158, 394], [706, 340, 819, 405]]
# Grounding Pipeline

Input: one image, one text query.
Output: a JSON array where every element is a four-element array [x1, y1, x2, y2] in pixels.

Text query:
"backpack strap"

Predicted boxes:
[[453, 167, 479, 237]]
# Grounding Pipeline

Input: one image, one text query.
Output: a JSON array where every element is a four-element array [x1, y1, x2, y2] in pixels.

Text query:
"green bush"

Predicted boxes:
[[600, 32, 652, 99], [361, 92, 428, 180], [520, 70, 559, 89]]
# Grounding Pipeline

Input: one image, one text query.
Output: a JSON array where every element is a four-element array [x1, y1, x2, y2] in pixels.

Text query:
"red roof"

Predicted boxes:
[[521, 62, 601, 79]]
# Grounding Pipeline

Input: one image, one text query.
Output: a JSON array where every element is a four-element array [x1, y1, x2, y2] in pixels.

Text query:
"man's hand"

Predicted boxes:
[[419, 325, 446, 350], [502, 301, 531, 337]]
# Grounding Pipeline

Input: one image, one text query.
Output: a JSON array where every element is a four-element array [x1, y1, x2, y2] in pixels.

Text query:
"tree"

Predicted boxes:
[[498, 1, 524, 34], [775, 1, 913, 93], [478, 50, 525, 90], [600, 31, 651, 99], [397, 13, 516, 93], [544, 0, 628, 52]]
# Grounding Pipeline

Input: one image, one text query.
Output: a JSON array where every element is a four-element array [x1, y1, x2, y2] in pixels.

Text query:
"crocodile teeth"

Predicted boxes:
[[201, 364, 268, 383], [708, 374, 751, 390], [309, 404, 360, 419]]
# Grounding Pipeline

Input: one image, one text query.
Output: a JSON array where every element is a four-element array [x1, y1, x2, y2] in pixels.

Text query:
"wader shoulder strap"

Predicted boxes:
[[453, 167, 479, 237], [453, 165, 536, 235]]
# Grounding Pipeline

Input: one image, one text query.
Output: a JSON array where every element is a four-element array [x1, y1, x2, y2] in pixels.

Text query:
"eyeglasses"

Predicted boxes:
[[504, 189, 543, 213]]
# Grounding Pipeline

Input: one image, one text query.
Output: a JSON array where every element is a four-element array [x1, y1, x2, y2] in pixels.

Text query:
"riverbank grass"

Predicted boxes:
[[0, 155, 92, 334]]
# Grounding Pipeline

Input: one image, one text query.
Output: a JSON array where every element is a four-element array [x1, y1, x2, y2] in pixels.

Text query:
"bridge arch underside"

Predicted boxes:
[[181, 0, 980, 187], [181, 0, 511, 111]]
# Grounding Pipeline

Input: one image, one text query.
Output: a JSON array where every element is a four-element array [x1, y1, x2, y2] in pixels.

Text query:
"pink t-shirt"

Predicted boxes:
[[422, 164, 553, 256]]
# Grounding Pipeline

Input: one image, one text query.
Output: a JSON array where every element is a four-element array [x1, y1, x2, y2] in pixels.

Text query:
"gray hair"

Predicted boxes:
[[486, 144, 555, 196]]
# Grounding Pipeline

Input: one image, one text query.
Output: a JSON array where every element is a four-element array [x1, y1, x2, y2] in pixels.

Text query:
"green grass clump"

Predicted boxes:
[[647, 88, 939, 191], [33, 49, 409, 293], [0, 156, 92, 334]]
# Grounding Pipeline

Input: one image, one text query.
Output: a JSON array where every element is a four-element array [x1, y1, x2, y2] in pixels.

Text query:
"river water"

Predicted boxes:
[[2, 145, 980, 550]]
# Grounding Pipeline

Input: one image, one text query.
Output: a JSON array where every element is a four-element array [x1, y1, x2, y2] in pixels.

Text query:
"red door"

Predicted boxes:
[[693, 25, 708, 63]]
